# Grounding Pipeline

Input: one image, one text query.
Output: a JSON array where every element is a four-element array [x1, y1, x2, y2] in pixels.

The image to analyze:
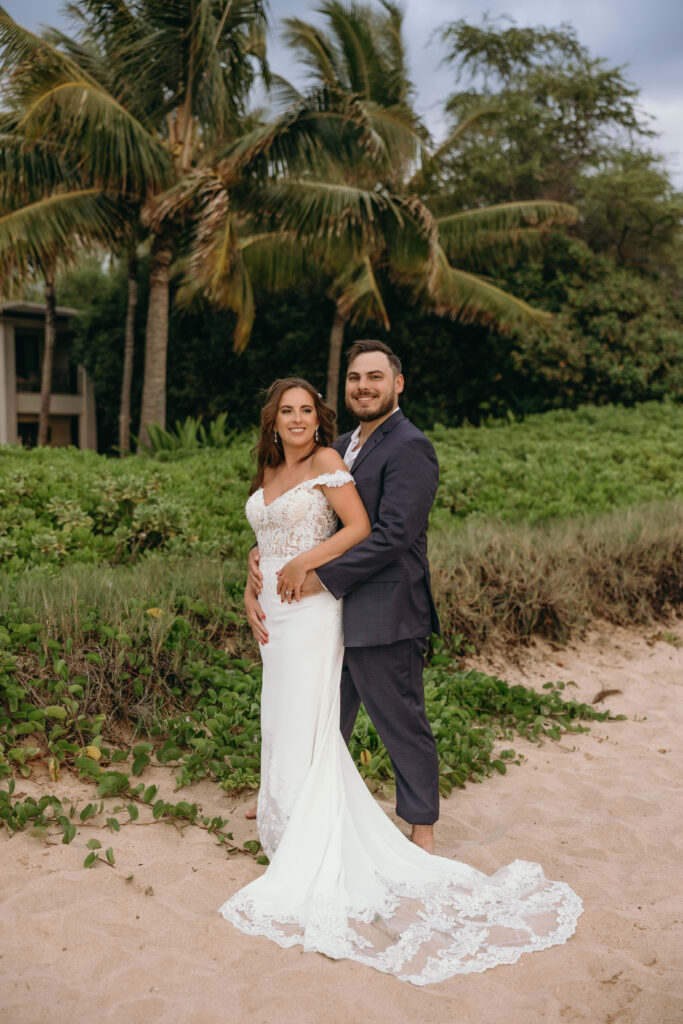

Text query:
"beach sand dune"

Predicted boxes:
[[1, 623, 681, 1024]]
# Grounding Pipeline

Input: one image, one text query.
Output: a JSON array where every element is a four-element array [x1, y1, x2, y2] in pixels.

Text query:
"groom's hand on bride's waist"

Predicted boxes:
[[300, 571, 324, 597], [248, 546, 263, 594], [245, 581, 268, 645]]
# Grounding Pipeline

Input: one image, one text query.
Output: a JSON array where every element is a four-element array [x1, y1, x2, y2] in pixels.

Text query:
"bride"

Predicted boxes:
[[219, 377, 582, 985]]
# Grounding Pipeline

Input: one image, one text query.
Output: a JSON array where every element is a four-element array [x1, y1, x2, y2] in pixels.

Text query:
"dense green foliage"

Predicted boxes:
[[504, 238, 683, 410], [432, 21, 683, 418], [431, 401, 683, 522], [0, 442, 254, 570], [58, 260, 336, 450], [2, 401, 682, 657], [60, 241, 683, 452], [1, 402, 682, 573]]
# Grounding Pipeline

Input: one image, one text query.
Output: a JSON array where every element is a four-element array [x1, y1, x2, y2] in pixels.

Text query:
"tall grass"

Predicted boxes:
[[432, 501, 683, 647], [0, 556, 243, 642]]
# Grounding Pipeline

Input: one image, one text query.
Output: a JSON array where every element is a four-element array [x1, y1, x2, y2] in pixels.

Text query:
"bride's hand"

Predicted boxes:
[[276, 555, 309, 603]]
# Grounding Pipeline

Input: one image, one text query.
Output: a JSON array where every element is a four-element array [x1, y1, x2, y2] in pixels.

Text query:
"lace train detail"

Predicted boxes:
[[221, 467, 583, 984], [221, 860, 582, 984]]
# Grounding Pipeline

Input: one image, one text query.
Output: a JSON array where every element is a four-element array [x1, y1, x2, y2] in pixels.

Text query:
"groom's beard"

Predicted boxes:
[[346, 392, 397, 422]]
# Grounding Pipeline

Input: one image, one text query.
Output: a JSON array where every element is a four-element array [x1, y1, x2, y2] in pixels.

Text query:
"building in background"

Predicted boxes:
[[0, 301, 96, 450]]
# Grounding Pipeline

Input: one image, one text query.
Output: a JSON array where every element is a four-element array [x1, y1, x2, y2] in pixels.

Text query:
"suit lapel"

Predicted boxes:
[[333, 432, 352, 456], [349, 409, 404, 475]]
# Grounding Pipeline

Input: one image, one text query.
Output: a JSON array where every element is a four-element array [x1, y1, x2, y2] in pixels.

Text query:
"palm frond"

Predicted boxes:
[[267, 73, 304, 111], [362, 103, 426, 170], [437, 201, 577, 256], [452, 228, 545, 265], [322, 1, 372, 99], [171, 176, 255, 350], [0, 9, 86, 82], [334, 255, 390, 328], [216, 86, 375, 180], [381, 193, 436, 274], [376, 1, 410, 102], [0, 130, 74, 205], [240, 231, 322, 291], [16, 78, 170, 195], [427, 244, 552, 329], [281, 17, 342, 86], [0, 189, 119, 274], [40, 23, 154, 128], [245, 179, 401, 246]]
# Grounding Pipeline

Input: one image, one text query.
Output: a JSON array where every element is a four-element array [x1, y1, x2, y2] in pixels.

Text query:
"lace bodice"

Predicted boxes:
[[246, 470, 354, 562]]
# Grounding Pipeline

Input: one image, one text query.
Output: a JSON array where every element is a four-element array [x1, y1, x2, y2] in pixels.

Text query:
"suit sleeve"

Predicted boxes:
[[317, 434, 439, 599]]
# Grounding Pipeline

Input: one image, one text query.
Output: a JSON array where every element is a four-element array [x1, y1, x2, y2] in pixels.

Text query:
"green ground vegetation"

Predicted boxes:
[[0, 558, 617, 864]]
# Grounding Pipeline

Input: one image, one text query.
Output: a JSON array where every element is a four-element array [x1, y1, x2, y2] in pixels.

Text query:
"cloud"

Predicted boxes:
[[267, 0, 683, 181]]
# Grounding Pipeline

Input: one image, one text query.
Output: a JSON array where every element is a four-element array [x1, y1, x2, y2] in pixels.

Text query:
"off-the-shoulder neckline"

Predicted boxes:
[[259, 469, 353, 508]]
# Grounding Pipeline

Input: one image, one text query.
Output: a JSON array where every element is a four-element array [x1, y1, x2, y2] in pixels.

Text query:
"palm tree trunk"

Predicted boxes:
[[137, 234, 173, 451], [326, 303, 346, 414], [37, 265, 56, 447], [118, 248, 138, 456]]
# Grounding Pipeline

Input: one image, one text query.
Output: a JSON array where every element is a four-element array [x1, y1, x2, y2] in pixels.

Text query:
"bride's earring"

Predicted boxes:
[[273, 428, 279, 444], [314, 427, 319, 442]]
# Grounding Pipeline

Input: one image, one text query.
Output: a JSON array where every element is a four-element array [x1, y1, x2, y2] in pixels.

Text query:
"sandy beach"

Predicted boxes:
[[1, 622, 681, 1024]]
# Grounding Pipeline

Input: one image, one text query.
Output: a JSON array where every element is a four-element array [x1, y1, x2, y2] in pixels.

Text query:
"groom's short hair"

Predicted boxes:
[[346, 339, 402, 378]]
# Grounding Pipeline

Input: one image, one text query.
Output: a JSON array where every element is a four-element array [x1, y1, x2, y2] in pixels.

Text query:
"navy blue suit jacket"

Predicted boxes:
[[316, 409, 440, 647]]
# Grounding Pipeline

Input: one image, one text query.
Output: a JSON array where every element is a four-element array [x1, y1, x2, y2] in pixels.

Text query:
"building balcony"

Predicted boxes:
[[16, 368, 80, 395]]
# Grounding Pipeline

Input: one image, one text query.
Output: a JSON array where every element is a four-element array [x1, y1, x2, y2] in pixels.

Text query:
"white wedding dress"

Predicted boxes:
[[219, 471, 582, 985]]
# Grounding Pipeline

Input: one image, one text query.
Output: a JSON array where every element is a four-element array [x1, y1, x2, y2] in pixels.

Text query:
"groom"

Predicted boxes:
[[247, 340, 441, 853]]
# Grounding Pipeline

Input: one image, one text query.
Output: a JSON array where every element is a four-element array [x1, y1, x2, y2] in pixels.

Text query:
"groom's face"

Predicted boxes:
[[345, 352, 404, 422]]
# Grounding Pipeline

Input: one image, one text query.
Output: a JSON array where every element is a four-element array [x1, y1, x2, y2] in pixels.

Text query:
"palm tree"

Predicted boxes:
[[0, 8, 169, 446], [280, 2, 580, 410], [0, 2, 268, 448], [84, 0, 268, 448], [175, 1, 576, 412], [0, 110, 124, 444], [42, 13, 147, 454]]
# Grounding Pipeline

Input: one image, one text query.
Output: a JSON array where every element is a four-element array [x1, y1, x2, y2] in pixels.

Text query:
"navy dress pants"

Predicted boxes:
[[340, 638, 440, 825]]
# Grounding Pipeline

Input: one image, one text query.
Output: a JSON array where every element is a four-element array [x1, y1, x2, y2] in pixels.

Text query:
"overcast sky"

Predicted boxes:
[[5, 0, 683, 185]]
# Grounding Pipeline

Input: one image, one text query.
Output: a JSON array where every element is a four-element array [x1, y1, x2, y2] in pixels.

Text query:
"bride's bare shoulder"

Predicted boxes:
[[311, 447, 347, 474]]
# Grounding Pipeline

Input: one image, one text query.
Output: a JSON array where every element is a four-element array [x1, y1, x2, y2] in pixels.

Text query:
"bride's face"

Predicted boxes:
[[275, 388, 319, 451]]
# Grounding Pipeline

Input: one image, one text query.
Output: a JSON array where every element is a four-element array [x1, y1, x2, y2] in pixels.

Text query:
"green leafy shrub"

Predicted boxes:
[[135, 414, 236, 458], [0, 441, 256, 570], [431, 401, 683, 524]]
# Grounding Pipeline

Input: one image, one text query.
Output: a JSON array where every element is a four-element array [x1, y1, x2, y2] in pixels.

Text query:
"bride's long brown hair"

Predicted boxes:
[[249, 378, 337, 495]]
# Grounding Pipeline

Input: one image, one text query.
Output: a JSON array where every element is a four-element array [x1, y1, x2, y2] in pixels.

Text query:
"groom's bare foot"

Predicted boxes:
[[410, 824, 435, 854], [245, 802, 257, 820]]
